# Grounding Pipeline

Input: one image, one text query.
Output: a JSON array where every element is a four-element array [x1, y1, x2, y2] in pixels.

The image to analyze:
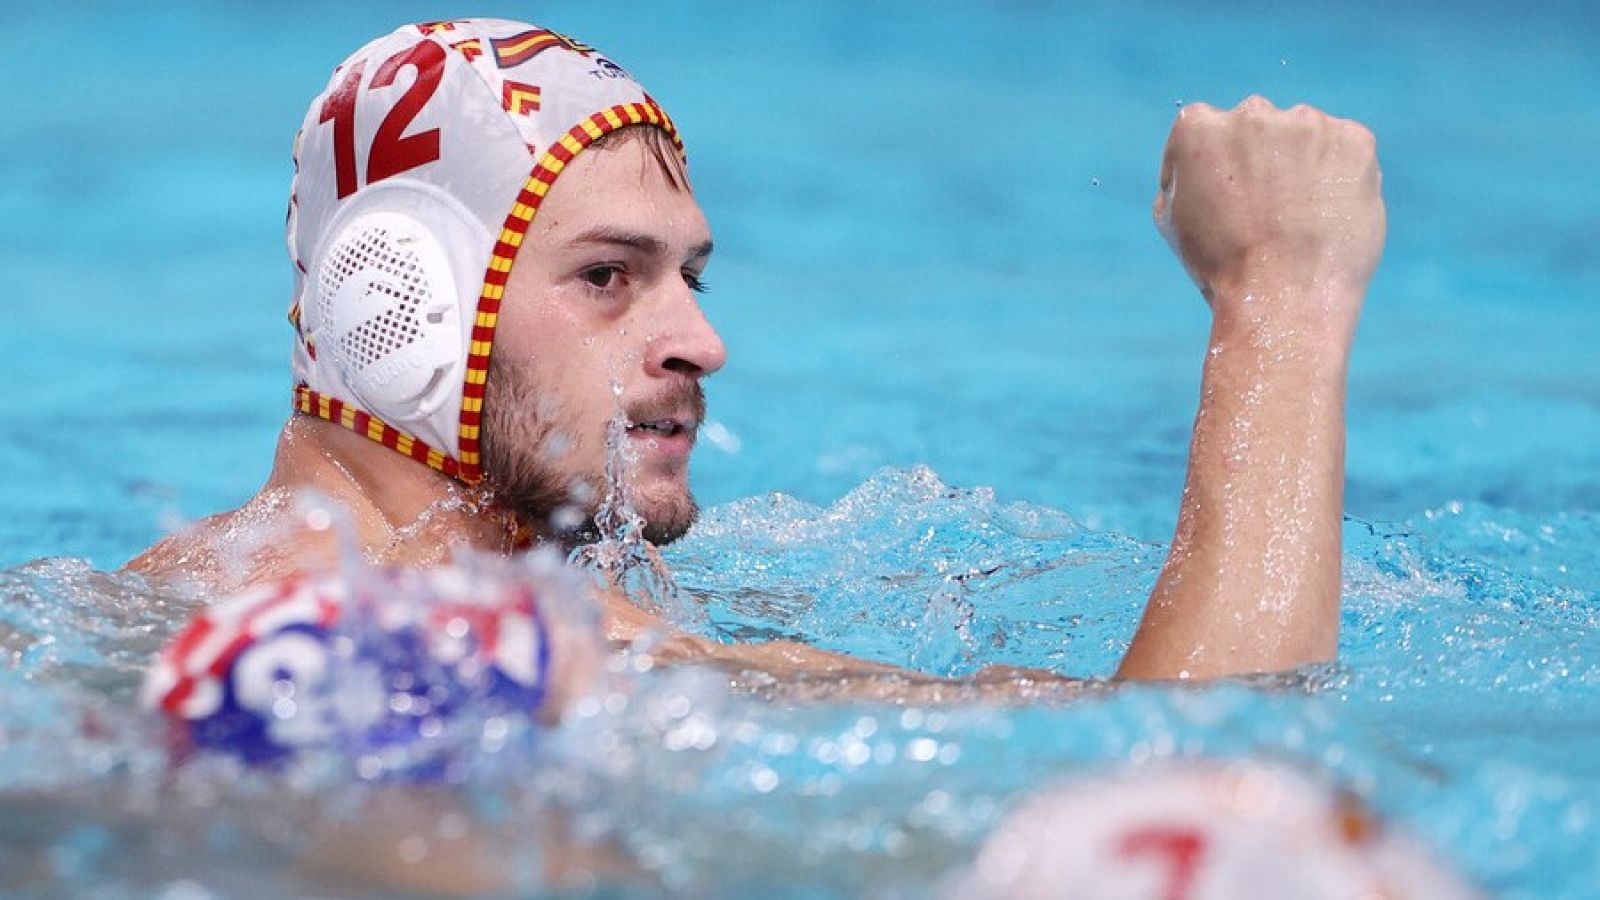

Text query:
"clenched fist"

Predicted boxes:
[[1154, 96, 1385, 336]]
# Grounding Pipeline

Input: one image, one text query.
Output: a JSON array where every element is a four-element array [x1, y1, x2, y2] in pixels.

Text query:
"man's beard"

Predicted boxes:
[[480, 355, 703, 546]]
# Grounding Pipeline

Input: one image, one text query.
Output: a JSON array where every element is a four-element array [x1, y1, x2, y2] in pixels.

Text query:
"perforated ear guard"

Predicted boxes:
[[313, 210, 462, 423], [295, 173, 496, 457]]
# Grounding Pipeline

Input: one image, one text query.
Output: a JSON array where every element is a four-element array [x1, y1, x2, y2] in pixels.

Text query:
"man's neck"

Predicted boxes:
[[270, 415, 523, 563]]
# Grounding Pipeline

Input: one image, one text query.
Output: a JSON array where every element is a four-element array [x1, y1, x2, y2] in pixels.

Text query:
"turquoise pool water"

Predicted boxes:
[[3, 1, 1598, 895]]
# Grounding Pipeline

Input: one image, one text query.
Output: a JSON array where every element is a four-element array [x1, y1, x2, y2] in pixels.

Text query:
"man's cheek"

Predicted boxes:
[[541, 432, 573, 464]]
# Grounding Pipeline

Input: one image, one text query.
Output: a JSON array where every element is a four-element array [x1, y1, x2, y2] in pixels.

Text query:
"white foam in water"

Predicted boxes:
[[4, 468, 1600, 894]]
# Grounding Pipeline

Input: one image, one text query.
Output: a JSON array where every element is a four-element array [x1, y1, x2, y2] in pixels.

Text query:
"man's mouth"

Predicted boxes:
[[624, 415, 699, 457], [621, 383, 706, 456], [627, 418, 692, 438]]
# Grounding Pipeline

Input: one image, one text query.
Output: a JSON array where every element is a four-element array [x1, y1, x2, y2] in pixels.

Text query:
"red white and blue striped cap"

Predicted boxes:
[[141, 566, 551, 765]]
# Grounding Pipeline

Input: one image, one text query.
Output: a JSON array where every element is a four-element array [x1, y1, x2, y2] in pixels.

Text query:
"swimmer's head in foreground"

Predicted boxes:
[[142, 555, 602, 774], [288, 19, 722, 546], [949, 761, 1482, 900]]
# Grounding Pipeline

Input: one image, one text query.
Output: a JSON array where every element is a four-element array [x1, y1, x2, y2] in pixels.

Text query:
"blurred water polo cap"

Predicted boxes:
[[947, 761, 1481, 900], [286, 19, 683, 483], [140, 566, 552, 768]]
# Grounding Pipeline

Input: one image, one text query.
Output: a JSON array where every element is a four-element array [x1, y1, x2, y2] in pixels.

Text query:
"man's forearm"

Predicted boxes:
[[1118, 281, 1354, 679], [1117, 96, 1382, 679]]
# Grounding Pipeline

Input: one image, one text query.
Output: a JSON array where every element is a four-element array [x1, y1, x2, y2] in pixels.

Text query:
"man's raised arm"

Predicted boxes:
[[1117, 97, 1386, 680]]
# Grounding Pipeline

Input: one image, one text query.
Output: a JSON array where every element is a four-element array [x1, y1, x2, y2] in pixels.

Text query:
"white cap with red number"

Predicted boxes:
[[286, 20, 682, 483], [948, 761, 1481, 900]]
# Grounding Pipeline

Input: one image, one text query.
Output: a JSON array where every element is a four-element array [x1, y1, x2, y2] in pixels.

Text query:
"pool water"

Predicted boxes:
[[3, 0, 1598, 896]]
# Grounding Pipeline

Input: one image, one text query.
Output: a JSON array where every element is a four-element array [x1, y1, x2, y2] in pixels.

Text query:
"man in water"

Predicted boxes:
[[127, 19, 1385, 682]]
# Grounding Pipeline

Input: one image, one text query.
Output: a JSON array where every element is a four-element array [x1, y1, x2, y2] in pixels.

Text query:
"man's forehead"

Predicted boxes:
[[534, 148, 711, 250]]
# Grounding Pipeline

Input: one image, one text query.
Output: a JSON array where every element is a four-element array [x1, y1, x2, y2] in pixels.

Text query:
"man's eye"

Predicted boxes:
[[580, 266, 622, 290]]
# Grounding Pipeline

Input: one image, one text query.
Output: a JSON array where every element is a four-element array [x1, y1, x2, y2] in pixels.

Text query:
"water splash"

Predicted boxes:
[[669, 465, 1152, 673], [0, 468, 1595, 895], [569, 411, 706, 631]]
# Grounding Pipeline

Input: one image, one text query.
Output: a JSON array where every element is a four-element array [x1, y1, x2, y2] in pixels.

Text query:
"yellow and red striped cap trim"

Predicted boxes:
[[294, 384, 459, 479], [454, 98, 680, 483]]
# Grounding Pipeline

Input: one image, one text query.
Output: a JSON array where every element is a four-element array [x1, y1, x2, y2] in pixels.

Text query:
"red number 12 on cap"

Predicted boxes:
[[319, 41, 446, 199]]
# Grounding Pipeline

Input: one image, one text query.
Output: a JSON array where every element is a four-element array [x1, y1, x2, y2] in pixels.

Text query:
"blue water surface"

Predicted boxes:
[[2, 1, 1598, 896]]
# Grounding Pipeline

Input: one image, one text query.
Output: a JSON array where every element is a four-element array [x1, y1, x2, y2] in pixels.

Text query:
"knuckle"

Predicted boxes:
[[1341, 121, 1378, 152], [1288, 103, 1322, 123], [1171, 106, 1219, 144], [1236, 94, 1274, 113]]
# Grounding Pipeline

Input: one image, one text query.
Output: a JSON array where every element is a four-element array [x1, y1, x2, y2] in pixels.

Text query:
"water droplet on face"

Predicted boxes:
[[551, 505, 586, 532]]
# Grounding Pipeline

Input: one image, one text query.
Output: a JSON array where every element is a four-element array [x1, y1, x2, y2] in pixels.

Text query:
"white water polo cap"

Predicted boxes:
[[287, 19, 683, 482]]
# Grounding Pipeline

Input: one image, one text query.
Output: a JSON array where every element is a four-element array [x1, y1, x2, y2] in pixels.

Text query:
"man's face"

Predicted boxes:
[[482, 135, 724, 545]]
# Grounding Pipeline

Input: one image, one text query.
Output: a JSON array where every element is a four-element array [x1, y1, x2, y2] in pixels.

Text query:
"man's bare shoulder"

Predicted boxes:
[[123, 489, 339, 596]]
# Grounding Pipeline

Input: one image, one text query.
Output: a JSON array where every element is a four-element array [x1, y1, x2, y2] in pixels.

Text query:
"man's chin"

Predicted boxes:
[[516, 475, 696, 548], [637, 491, 698, 545]]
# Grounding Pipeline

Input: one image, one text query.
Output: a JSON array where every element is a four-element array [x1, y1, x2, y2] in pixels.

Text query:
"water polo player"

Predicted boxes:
[[127, 18, 1386, 682]]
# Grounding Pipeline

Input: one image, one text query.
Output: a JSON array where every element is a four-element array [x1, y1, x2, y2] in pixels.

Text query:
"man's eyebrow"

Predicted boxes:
[[569, 227, 713, 264], [569, 227, 667, 254]]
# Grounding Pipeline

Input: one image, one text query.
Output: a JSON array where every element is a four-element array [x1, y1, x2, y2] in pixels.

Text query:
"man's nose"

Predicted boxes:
[[645, 288, 726, 379]]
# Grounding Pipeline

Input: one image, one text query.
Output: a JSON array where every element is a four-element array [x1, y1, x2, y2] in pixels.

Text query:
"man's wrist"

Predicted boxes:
[[1202, 306, 1358, 385], [1203, 268, 1365, 349]]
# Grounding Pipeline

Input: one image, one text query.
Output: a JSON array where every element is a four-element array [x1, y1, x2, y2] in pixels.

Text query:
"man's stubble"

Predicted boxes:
[[480, 354, 702, 546]]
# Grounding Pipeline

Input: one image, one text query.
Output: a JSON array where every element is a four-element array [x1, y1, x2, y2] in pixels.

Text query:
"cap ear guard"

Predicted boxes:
[[313, 210, 463, 423]]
